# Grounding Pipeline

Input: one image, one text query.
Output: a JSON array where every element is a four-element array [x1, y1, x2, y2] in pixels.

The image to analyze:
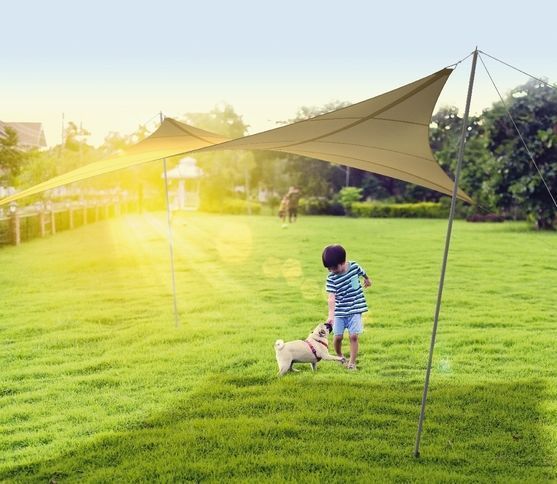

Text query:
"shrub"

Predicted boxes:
[[338, 187, 363, 215], [200, 198, 261, 215], [299, 197, 345, 215], [466, 213, 505, 223], [350, 201, 449, 218]]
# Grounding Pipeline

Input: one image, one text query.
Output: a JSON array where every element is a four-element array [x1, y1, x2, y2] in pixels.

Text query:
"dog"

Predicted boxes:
[[274, 322, 346, 376]]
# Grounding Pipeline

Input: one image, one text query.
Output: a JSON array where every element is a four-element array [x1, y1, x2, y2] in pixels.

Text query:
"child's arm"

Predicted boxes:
[[327, 292, 335, 324], [357, 263, 372, 288]]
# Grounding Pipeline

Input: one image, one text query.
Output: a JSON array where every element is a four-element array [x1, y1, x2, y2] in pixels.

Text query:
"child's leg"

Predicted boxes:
[[348, 334, 359, 366], [333, 334, 343, 357], [332, 317, 345, 357], [347, 314, 363, 366]]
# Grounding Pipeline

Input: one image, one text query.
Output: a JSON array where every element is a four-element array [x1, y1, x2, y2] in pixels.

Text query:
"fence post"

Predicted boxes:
[[9, 206, 20, 246], [39, 209, 46, 237], [68, 204, 74, 229], [50, 208, 56, 235]]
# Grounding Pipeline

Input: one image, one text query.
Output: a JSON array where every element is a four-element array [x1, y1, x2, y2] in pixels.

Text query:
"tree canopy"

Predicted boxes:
[[0, 127, 28, 185], [483, 79, 557, 229]]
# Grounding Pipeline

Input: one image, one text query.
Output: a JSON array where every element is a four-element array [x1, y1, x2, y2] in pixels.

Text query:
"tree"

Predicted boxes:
[[94, 124, 155, 194], [52, 121, 101, 176], [180, 104, 250, 209], [0, 127, 28, 185], [484, 79, 557, 229], [428, 106, 494, 209]]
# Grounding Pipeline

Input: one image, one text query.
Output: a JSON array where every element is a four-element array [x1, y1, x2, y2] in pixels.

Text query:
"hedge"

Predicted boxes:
[[466, 213, 505, 223], [299, 197, 345, 215], [200, 198, 261, 214], [350, 201, 448, 218]]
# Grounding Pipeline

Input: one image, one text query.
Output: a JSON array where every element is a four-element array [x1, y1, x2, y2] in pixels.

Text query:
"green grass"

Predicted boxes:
[[0, 213, 556, 482]]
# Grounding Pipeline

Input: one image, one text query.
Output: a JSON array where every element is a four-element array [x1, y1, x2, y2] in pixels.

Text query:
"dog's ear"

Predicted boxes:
[[325, 322, 333, 333]]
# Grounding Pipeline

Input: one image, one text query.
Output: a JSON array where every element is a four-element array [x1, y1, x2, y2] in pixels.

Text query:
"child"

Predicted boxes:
[[322, 244, 372, 371], [286, 186, 300, 223]]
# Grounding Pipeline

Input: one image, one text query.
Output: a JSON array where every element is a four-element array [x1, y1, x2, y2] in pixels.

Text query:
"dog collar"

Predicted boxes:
[[304, 340, 321, 361], [313, 338, 328, 349]]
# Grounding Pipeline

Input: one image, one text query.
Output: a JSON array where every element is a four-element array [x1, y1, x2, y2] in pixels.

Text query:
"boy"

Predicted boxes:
[[286, 186, 300, 223], [322, 244, 372, 371]]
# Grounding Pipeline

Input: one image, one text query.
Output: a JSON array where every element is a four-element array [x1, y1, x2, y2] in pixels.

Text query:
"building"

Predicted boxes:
[[0, 121, 47, 149]]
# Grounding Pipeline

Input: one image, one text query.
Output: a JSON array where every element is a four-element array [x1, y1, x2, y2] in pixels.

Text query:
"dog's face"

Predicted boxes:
[[311, 323, 329, 339]]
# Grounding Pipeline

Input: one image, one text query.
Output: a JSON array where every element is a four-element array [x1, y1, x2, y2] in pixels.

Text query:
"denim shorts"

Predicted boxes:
[[333, 313, 363, 336]]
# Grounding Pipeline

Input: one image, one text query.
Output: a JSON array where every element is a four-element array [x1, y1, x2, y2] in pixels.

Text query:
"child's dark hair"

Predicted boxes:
[[322, 244, 346, 268]]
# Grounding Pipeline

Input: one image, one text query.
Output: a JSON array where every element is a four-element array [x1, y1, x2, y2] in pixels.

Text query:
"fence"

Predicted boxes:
[[0, 197, 141, 247]]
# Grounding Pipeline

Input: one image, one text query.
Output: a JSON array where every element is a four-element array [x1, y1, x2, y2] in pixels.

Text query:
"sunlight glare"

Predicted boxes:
[[215, 221, 252, 264], [282, 258, 303, 286]]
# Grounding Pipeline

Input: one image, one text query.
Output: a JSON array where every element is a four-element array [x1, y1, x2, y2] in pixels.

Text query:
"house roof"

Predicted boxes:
[[0, 121, 47, 148]]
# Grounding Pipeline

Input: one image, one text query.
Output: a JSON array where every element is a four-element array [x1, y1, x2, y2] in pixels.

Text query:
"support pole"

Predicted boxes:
[[414, 48, 478, 458], [160, 112, 180, 328]]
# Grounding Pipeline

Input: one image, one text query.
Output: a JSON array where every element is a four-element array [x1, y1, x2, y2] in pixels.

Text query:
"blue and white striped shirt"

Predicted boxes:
[[326, 261, 368, 316]]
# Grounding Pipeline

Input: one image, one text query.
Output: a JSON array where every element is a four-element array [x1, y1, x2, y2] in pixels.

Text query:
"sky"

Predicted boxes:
[[3, 0, 557, 147]]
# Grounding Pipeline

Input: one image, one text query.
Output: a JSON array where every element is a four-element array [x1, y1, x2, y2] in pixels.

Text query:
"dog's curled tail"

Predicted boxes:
[[275, 339, 285, 351]]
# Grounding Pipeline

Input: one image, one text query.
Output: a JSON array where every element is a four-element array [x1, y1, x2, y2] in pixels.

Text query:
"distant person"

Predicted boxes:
[[286, 186, 300, 223], [322, 244, 372, 371], [278, 195, 289, 227]]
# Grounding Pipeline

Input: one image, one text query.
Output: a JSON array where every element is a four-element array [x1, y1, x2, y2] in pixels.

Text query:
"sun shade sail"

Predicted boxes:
[[0, 67, 471, 206], [0, 119, 229, 206], [194, 67, 470, 202]]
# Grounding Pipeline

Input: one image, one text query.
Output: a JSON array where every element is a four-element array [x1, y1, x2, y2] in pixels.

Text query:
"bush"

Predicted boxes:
[[338, 187, 363, 215], [350, 201, 449, 218], [299, 197, 345, 215], [200, 198, 261, 215], [466, 213, 505, 223]]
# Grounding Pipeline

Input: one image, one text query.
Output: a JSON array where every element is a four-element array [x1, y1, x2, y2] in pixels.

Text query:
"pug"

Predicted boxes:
[[275, 322, 346, 376]]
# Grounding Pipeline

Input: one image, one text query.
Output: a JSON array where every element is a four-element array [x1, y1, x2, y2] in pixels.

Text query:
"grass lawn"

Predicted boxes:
[[0, 212, 556, 482]]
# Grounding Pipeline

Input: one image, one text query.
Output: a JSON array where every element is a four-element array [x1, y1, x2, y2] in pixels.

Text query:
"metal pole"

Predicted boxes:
[[160, 112, 180, 328], [413, 48, 478, 458]]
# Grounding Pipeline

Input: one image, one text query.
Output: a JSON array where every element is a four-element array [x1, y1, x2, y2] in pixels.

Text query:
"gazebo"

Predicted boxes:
[[163, 156, 203, 210]]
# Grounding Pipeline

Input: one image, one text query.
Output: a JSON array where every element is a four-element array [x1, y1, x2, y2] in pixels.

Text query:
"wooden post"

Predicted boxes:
[[39, 210, 46, 237], [9, 209, 20, 246], [68, 205, 74, 229], [50, 209, 56, 235]]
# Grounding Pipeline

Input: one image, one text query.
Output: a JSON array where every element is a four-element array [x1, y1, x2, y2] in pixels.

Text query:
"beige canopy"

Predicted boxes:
[[193, 67, 470, 202], [0, 120, 230, 206], [0, 67, 471, 206]]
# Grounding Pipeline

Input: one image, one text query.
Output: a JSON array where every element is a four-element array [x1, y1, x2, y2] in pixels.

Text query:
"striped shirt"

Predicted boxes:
[[326, 261, 368, 316]]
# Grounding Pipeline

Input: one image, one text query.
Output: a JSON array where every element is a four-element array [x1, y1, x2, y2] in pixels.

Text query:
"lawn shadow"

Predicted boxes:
[[2, 375, 555, 482]]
